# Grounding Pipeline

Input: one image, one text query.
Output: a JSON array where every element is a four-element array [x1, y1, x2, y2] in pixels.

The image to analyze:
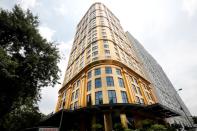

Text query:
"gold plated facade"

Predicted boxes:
[[56, 2, 156, 113]]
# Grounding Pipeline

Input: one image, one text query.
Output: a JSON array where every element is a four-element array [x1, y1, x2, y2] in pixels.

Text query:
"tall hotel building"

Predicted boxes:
[[54, 2, 192, 130]]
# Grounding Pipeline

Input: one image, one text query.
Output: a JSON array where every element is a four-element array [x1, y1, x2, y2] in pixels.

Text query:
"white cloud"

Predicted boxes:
[[38, 40, 73, 114], [182, 0, 197, 16], [54, 4, 68, 16], [38, 26, 55, 41], [17, 0, 39, 10]]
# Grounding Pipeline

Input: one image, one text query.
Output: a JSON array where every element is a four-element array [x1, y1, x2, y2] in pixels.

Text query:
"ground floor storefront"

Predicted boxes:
[[37, 103, 180, 131]]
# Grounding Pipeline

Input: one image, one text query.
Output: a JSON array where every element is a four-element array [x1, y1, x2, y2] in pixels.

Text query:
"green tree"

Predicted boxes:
[[2, 98, 45, 131], [0, 5, 60, 130], [92, 123, 103, 131], [114, 123, 124, 131], [148, 124, 167, 131]]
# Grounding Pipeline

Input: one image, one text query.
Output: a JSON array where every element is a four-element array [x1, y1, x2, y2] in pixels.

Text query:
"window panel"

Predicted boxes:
[[87, 81, 91, 91], [92, 51, 98, 56], [77, 80, 80, 87], [75, 89, 79, 99], [136, 96, 140, 104], [106, 76, 114, 87], [137, 87, 142, 95], [88, 71, 92, 79], [95, 91, 103, 104], [116, 68, 121, 75], [95, 68, 101, 75], [105, 67, 112, 74], [104, 44, 109, 48], [74, 101, 78, 109], [71, 92, 75, 101], [87, 94, 92, 106], [92, 46, 98, 51], [108, 90, 117, 104], [95, 78, 102, 88], [105, 50, 110, 55], [121, 91, 128, 103], [132, 84, 137, 93], [118, 78, 124, 88]]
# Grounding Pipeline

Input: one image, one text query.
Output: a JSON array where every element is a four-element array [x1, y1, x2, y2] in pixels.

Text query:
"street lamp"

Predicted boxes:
[[175, 88, 193, 127]]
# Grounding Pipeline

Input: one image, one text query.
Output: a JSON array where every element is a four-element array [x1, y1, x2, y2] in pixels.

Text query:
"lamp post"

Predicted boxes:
[[174, 88, 193, 127]]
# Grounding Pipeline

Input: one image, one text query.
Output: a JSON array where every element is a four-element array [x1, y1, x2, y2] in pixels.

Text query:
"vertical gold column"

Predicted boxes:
[[149, 86, 157, 103], [67, 84, 73, 109], [55, 95, 61, 112], [122, 69, 135, 103], [120, 113, 128, 128], [138, 79, 148, 105], [65, 88, 71, 109], [104, 112, 113, 131], [79, 73, 86, 107]]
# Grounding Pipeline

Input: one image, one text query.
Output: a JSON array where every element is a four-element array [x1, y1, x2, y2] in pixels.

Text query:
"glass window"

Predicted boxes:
[[116, 69, 121, 75], [132, 84, 137, 93], [92, 42, 97, 46], [95, 78, 102, 88], [71, 92, 75, 101], [87, 94, 92, 106], [75, 89, 79, 99], [92, 46, 98, 51], [104, 44, 109, 48], [92, 57, 98, 61], [92, 51, 98, 56], [106, 76, 114, 87], [87, 81, 91, 91], [95, 91, 103, 104], [137, 87, 142, 95], [103, 36, 107, 39], [133, 78, 138, 84], [136, 96, 140, 104], [108, 90, 117, 104], [88, 71, 92, 79], [118, 78, 124, 88], [105, 67, 112, 74], [77, 80, 80, 87], [94, 68, 101, 75], [105, 50, 110, 55], [121, 91, 128, 103], [74, 101, 78, 109]]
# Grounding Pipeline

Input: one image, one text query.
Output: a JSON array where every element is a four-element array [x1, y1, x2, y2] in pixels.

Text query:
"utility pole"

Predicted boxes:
[[174, 88, 193, 128]]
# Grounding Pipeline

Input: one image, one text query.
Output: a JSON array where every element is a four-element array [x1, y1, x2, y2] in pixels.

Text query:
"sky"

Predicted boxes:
[[0, 0, 197, 116]]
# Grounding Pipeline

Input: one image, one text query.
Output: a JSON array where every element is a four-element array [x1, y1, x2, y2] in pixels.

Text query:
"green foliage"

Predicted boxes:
[[92, 123, 103, 131], [0, 5, 60, 131], [171, 123, 182, 129], [124, 128, 135, 131], [2, 99, 45, 131], [114, 123, 124, 131], [136, 119, 154, 130], [148, 124, 167, 131]]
